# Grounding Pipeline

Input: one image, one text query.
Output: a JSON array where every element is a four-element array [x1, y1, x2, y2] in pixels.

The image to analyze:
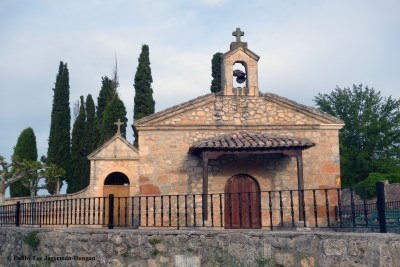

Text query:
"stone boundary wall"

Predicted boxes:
[[341, 182, 400, 205], [4, 186, 90, 206], [1, 228, 399, 266], [385, 182, 400, 202]]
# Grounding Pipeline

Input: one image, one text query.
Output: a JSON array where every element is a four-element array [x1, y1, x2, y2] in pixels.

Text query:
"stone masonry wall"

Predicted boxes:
[[139, 129, 339, 226], [137, 94, 342, 226], [4, 187, 92, 205], [1, 227, 399, 267], [157, 95, 323, 126], [138, 95, 341, 193]]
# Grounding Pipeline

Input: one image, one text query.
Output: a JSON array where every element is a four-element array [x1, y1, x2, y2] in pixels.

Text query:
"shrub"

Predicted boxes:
[[148, 237, 161, 246], [23, 231, 40, 250], [354, 173, 400, 199]]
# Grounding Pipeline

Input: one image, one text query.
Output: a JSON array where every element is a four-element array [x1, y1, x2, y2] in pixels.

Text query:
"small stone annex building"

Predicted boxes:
[[6, 28, 344, 229]]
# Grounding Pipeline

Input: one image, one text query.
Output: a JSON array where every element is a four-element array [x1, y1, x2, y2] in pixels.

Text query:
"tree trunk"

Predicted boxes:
[[56, 180, 60, 195], [31, 189, 35, 203], [30, 180, 35, 203], [0, 192, 4, 206]]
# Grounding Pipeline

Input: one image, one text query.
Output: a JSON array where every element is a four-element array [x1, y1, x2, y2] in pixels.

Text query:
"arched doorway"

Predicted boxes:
[[224, 174, 261, 229], [103, 172, 130, 197], [104, 172, 130, 186], [103, 172, 130, 227]]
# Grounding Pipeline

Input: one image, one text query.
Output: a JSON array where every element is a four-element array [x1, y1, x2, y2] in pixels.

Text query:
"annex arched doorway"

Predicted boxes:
[[224, 174, 261, 229], [103, 172, 130, 197], [103, 172, 130, 227]]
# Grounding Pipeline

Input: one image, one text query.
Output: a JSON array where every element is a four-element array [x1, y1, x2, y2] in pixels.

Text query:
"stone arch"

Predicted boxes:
[[103, 172, 130, 198], [104, 172, 130, 185], [232, 60, 248, 88]]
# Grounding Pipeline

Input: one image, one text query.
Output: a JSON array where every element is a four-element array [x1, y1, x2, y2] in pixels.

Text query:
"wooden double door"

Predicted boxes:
[[103, 185, 130, 227], [224, 174, 261, 229]]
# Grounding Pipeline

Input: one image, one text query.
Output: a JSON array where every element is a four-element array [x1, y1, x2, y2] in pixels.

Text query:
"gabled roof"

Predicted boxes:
[[133, 92, 344, 127], [223, 45, 260, 61], [133, 93, 215, 126], [189, 131, 315, 154], [87, 133, 138, 160], [264, 92, 344, 124]]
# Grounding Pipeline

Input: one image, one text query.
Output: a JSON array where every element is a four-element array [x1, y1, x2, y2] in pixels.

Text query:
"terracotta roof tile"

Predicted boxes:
[[189, 131, 315, 154]]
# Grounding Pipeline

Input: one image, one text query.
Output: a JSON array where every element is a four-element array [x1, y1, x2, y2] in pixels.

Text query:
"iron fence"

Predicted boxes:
[[1, 184, 399, 232]]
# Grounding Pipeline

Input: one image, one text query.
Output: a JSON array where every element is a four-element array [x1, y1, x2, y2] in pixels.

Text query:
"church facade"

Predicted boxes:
[[6, 29, 344, 228]]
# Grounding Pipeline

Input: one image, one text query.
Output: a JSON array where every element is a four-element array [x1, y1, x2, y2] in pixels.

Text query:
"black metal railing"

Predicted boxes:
[[1, 183, 399, 232], [336, 201, 400, 228]]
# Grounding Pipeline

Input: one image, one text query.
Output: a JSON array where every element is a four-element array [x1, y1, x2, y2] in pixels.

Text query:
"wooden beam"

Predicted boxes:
[[202, 155, 209, 220], [201, 149, 303, 158], [296, 152, 305, 221]]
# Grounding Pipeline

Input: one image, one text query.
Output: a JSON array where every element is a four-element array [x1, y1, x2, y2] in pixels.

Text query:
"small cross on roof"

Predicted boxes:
[[232, 27, 244, 42], [114, 119, 124, 135]]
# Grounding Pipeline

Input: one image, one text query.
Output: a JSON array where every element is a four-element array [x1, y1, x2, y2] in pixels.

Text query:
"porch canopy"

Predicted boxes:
[[189, 131, 315, 220]]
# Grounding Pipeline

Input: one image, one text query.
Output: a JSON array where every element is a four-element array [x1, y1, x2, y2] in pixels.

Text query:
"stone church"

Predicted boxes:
[[83, 28, 343, 227], [6, 28, 344, 228]]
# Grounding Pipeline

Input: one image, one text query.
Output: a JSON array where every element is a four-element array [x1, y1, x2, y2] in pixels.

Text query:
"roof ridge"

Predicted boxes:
[[134, 93, 215, 125], [264, 92, 344, 124], [87, 134, 138, 159]]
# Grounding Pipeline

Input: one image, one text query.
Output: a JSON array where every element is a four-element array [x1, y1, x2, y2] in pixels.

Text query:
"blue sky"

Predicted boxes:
[[1, 0, 399, 164]]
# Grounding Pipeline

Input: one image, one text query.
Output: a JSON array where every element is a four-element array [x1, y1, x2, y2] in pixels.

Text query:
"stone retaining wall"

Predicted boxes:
[[1, 227, 399, 266]]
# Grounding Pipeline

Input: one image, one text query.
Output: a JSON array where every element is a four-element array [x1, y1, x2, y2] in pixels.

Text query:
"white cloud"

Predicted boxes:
[[0, 0, 399, 163], [199, 0, 229, 7]]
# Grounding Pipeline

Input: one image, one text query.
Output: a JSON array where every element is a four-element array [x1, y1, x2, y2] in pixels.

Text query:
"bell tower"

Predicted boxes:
[[221, 28, 260, 96]]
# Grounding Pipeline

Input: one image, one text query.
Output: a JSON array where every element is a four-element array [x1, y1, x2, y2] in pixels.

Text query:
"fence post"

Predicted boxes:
[[15, 202, 21, 227], [376, 182, 387, 233], [108, 194, 114, 229]]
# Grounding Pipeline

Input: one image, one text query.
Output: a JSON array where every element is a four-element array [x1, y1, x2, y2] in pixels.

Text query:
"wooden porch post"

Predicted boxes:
[[202, 156, 209, 220], [296, 152, 305, 221]]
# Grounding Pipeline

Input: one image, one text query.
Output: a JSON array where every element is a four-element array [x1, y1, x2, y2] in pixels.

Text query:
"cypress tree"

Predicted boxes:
[[85, 94, 96, 154], [10, 127, 38, 197], [96, 76, 116, 145], [83, 94, 96, 182], [47, 61, 71, 194], [210, 52, 223, 93], [100, 95, 127, 143], [133, 44, 155, 147], [133, 44, 155, 121], [69, 96, 87, 193]]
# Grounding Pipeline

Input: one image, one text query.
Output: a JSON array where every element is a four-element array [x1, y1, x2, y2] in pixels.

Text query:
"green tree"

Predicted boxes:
[[10, 127, 38, 197], [85, 94, 96, 153], [354, 173, 400, 199], [100, 95, 127, 143], [84, 94, 96, 172], [69, 96, 87, 193], [0, 156, 29, 205], [47, 61, 71, 194], [96, 76, 117, 145], [133, 45, 155, 146], [40, 163, 65, 199], [314, 84, 400, 187], [13, 159, 64, 203], [133, 44, 155, 121], [210, 52, 223, 93]]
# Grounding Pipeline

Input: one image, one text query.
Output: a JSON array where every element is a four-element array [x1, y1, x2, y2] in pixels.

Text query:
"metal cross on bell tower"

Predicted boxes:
[[230, 27, 248, 50], [232, 27, 244, 42]]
